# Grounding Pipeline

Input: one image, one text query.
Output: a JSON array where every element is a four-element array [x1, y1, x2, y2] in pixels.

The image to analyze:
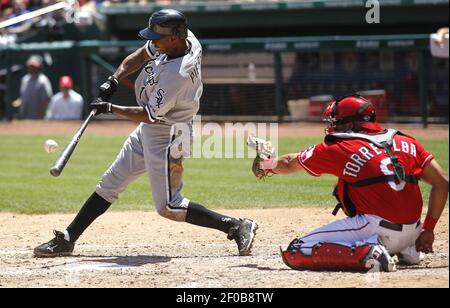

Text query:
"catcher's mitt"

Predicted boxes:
[[251, 155, 269, 180], [247, 136, 276, 180], [247, 135, 275, 160]]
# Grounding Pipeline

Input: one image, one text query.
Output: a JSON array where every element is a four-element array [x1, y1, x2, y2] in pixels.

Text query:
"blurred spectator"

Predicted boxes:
[[1, 6, 14, 44], [288, 53, 302, 100], [228, 85, 246, 115], [0, 64, 22, 119], [370, 81, 398, 117], [19, 54, 53, 119], [46, 75, 84, 120], [399, 73, 420, 116], [0, 0, 10, 10], [5, 0, 32, 34], [27, 0, 44, 11], [430, 27, 449, 59], [0, 73, 5, 119], [433, 27, 449, 48]]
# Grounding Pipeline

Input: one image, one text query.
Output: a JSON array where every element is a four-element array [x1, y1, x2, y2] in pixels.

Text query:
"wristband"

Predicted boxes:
[[109, 75, 119, 85]]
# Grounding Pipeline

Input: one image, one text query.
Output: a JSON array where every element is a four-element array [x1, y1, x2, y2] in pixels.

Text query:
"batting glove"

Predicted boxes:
[[91, 101, 112, 115], [98, 75, 119, 102]]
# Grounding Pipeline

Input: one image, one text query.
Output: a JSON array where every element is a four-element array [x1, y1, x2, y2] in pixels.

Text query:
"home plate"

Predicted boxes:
[[63, 262, 131, 272]]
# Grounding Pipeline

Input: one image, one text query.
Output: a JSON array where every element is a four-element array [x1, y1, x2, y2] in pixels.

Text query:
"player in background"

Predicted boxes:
[[253, 95, 448, 272], [34, 9, 258, 258]]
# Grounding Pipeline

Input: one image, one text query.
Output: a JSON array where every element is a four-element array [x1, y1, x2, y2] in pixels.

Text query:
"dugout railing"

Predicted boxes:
[[0, 34, 448, 126]]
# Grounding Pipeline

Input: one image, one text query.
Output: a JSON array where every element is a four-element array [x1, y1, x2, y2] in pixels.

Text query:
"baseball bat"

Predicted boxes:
[[49, 109, 97, 177]]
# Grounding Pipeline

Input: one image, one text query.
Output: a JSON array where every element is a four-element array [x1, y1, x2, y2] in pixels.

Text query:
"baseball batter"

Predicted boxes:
[[34, 9, 258, 258], [253, 95, 448, 272]]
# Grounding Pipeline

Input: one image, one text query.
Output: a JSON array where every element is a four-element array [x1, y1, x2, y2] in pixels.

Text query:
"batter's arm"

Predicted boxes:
[[114, 46, 150, 81], [109, 105, 153, 124]]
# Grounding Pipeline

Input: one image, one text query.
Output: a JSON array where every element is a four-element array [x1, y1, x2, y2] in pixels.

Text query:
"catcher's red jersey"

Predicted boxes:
[[297, 134, 433, 224]]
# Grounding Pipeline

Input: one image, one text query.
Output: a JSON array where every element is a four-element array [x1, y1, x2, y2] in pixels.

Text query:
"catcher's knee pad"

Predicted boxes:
[[280, 243, 396, 272]]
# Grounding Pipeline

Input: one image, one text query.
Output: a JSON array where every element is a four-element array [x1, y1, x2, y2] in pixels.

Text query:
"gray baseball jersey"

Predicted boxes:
[[135, 30, 202, 125], [96, 31, 202, 221]]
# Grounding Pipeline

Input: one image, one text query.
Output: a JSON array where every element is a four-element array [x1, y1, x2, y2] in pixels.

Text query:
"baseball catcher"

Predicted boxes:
[[252, 95, 448, 272]]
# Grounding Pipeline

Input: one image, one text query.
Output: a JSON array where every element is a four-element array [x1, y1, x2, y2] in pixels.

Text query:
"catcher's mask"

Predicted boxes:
[[323, 94, 381, 134], [139, 9, 188, 40]]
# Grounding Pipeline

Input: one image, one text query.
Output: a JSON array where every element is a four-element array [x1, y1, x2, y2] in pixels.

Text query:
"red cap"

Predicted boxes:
[[59, 76, 73, 89]]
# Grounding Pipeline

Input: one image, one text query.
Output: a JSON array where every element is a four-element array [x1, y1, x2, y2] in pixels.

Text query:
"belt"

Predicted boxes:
[[379, 219, 421, 231]]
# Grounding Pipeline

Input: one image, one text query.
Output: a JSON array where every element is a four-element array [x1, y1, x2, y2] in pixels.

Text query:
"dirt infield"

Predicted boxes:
[[0, 121, 448, 288], [0, 208, 448, 288], [0, 120, 448, 139]]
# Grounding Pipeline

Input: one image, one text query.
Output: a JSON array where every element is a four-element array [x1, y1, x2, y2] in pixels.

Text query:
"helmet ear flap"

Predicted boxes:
[[169, 24, 187, 38], [178, 26, 188, 39], [173, 25, 180, 36]]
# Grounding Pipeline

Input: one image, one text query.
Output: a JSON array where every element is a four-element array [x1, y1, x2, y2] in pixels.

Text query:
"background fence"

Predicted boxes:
[[1, 34, 448, 125]]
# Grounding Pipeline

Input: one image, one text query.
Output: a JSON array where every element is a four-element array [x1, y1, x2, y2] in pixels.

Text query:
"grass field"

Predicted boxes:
[[0, 135, 448, 214]]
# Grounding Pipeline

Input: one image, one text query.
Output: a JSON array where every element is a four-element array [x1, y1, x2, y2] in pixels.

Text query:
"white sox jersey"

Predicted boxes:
[[134, 30, 202, 125], [97, 30, 203, 222]]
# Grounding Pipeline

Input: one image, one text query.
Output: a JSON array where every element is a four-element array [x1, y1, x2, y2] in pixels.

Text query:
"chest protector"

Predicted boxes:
[[325, 129, 419, 217]]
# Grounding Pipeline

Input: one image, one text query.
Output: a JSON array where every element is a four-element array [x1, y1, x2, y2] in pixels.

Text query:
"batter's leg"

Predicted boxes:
[[144, 130, 240, 228], [143, 124, 258, 255], [34, 126, 147, 257], [65, 126, 147, 241], [96, 125, 147, 203]]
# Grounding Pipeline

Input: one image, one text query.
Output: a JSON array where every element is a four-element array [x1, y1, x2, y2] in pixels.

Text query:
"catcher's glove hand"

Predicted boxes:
[[252, 155, 269, 180], [247, 135, 275, 160], [247, 135, 276, 180]]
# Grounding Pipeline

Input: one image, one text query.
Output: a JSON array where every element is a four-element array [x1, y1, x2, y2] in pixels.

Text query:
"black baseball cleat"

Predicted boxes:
[[33, 230, 74, 258], [227, 218, 258, 256]]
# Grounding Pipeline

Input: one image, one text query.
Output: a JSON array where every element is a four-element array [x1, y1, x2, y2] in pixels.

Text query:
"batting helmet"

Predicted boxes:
[[323, 94, 382, 133], [139, 9, 188, 40]]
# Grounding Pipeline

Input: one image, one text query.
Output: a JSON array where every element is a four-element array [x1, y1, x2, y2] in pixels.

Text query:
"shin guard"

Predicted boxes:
[[280, 242, 396, 272]]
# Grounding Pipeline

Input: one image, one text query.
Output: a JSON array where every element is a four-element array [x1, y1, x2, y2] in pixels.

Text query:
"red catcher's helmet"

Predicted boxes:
[[323, 95, 382, 134]]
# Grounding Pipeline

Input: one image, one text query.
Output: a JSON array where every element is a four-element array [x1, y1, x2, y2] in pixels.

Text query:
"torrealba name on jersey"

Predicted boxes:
[[343, 140, 417, 178]]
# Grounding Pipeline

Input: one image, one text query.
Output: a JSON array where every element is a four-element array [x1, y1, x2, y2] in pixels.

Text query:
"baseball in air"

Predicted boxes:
[[44, 139, 59, 153]]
